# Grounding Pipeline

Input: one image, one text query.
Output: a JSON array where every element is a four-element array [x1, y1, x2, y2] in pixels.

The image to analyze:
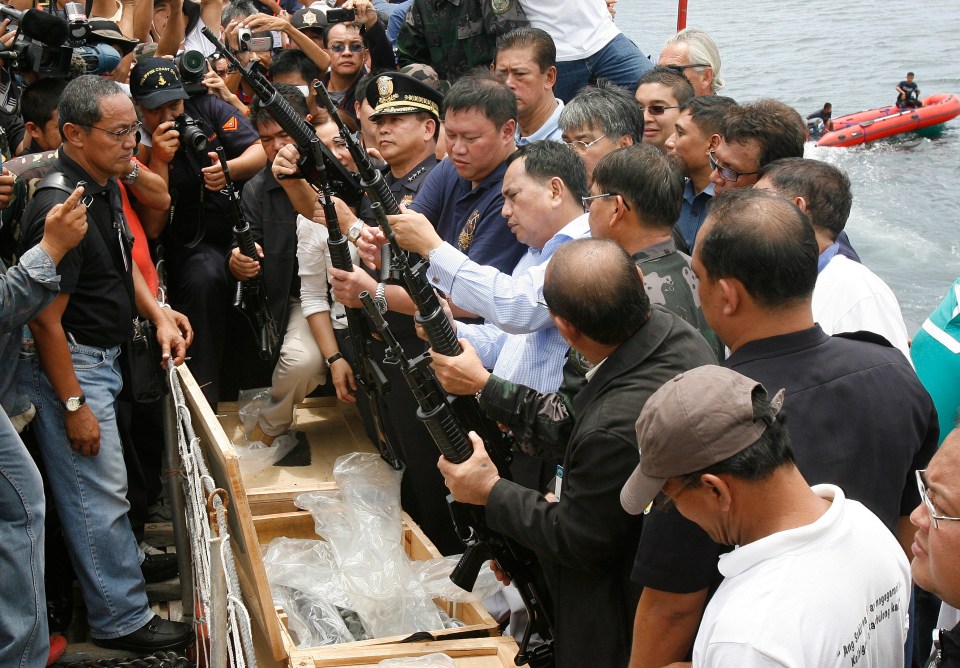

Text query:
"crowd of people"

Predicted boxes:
[[0, 0, 957, 667]]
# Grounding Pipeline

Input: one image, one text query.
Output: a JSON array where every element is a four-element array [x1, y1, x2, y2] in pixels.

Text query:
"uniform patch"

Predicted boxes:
[[222, 117, 239, 132], [458, 209, 479, 253], [490, 0, 511, 14]]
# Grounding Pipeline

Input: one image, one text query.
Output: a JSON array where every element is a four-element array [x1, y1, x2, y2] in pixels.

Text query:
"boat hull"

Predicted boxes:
[[817, 94, 960, 147]]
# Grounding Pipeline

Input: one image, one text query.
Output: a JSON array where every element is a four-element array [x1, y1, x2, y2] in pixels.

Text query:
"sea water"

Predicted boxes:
[[617, 0, 960, 332]]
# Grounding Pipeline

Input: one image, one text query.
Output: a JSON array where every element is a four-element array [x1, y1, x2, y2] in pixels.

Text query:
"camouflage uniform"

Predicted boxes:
[[478, 237, 723, 459], [396, 0, 528, 84], [0, 150, 59, 266]]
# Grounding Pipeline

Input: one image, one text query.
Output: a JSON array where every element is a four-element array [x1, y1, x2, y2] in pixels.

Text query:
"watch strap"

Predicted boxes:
[[325, 352, 344, 367]]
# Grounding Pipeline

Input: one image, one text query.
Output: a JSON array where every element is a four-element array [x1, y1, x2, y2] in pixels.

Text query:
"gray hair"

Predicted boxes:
[[221, 0, 257, 27], [665, 28, 724, 92], [559, 80, 644, 143], [58, 75, 125, 137]]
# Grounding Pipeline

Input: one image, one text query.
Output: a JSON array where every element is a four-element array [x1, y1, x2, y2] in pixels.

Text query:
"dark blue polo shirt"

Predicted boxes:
[[409, 157, 525, 275]]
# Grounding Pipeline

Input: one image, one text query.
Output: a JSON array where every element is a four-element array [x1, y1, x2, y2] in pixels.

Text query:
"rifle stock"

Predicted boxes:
[[218, 147, 280, 360], [359, 293, 555, 668]]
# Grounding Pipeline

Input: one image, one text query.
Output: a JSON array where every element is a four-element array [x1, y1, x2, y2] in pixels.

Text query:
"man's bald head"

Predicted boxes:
[[544, 238, 650, 345], [697, 189, 818, 309]]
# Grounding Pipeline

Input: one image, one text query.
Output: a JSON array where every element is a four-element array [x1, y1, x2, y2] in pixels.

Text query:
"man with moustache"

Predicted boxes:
[[493, 28, 564, 145]]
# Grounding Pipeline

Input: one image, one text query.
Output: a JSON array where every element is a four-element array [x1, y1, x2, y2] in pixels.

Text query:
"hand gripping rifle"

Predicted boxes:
[[305, 140, 402, 470], [217, 146, 280, 360], [359, 292, 555, 668], [201, 27, 362, 208]]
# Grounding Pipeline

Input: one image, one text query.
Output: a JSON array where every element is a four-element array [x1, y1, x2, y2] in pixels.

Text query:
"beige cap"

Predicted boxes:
[[620, 365, 784, 515]]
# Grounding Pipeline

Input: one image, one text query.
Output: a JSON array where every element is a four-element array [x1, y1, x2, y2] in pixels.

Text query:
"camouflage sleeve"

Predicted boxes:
[[479, 352, 587, 461], [395, 3, 429, 70]]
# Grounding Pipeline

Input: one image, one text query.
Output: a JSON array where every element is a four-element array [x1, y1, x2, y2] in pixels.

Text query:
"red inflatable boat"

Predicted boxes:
[[817, 93, 960, 147]]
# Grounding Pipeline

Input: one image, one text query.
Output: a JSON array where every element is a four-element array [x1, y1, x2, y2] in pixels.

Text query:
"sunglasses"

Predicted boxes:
[[709, 149, 759, 182], [330, 43, 364, 54], [638, 105, 680, 116], [663, 63, 710, 76]]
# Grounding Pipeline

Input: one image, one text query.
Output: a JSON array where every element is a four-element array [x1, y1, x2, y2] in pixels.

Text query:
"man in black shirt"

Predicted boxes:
[[17, 76, 192, 653], [132, 58, 265, 404], [897, 72, 922, 108], [628, 189, 938, 666]]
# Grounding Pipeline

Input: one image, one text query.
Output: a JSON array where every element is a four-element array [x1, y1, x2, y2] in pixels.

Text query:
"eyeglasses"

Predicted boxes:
[[649, 479, 692, 513], [709, 149, 759, 182], [563, 133, 606, 153], [78, 121, 143, 142], [916, 469, 960, 529], [638, 105, 680, 117], [330, 43, 365, 54], [662, 63, 710, 76], [581, 192, 631, 211]]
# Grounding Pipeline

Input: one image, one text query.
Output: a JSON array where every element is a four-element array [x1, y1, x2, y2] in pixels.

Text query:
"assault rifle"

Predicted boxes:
[[359, 292, 555, 668], [306, 140, 401, 470], [201, 27, 362, 207], [312, 79, 394, 278], [218, 147, 280, 360]]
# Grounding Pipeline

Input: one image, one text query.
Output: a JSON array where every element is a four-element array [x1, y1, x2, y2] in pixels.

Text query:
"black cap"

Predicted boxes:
[[291, 8, 327, 32], [366, 72, 444, 121], [130, 58, 189, 109]]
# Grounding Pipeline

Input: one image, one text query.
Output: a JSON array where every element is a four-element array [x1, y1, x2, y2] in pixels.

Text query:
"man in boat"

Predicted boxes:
[[493, 28, 564, 146], [909, 426, 960, 668], [657, 27, 724, 96], [755, 157, 911, 359], [628, 188, 938, 667], [807, 101, 833, 123], [634, 66, 695, 154], [438, 238, 716, 668], [897, 72, 923, 108], [665, 95, 737, 251], [558, 80, 644, 181], [623, 365, 912, 667]]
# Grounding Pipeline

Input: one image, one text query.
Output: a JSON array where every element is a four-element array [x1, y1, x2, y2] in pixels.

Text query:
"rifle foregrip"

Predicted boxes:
[[328, 239, 354, 273], [450, 540, 490, 592], [235, 226, 259, 261], [418, 402, 473, 463], [417, 309, 462, 357], [363, 174, 401, 216]]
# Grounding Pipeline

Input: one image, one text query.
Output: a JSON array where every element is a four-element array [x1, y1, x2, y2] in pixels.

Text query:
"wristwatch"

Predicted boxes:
[[324, 352, 344, 368], [373, 282, 388, 314], [60, 394, 86, 412], [122, 162, 140, 185], [347, 220, 365, 245]]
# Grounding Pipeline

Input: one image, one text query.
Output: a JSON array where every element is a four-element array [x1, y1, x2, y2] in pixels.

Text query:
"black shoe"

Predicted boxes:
[[141, 553, 179, 584], [93, 615, 194, 653]]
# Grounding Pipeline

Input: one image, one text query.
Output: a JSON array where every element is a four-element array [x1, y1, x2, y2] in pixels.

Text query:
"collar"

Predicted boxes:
[[727, 325, 828, 366], [683, 177, 714, 201], [59, 150, 109, 196], [471, 158, 509, 193], [515, 98, 565, 145], [817, 242, 841, 273], [584, 356, 606, 381], [717, 484, 845, 578], [573, 306, 672, 413], [632, 236, 678, 264], [537, 212, 591, 255], [394, 154, 439, 186]]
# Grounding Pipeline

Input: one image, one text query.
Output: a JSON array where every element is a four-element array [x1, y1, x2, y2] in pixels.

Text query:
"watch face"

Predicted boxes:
[[65, 397, 82, 411]]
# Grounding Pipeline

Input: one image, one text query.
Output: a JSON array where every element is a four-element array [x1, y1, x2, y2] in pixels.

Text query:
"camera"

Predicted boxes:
[[326, 8, 355, 23], [236, 26, 272, 52], [75, 43, 120, 75], [174, 114, 208, 156], [174, 49, 206, 96], [64, 2, 91, 47]]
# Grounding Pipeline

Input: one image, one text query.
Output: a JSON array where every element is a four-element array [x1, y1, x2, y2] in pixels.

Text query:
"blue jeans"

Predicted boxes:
[[554, 33, 654, 103], [17, 342, 152, 639], [0, 411, 48, 668]]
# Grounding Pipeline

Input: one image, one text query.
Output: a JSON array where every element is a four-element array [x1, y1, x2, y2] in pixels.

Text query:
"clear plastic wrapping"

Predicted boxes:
[[233, 388, 298, 474], [377, 653, 456, 667], [262, 452, 502, 646]]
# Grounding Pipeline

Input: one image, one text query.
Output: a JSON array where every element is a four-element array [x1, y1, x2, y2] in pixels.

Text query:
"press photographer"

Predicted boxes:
[[132, 57, 265, 405]]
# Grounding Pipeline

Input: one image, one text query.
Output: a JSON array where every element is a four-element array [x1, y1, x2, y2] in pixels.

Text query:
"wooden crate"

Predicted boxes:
[[176, 367, 504, 667]]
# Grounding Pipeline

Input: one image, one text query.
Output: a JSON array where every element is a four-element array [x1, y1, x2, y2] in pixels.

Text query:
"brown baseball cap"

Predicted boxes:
[[620, 365, 784, 515]]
